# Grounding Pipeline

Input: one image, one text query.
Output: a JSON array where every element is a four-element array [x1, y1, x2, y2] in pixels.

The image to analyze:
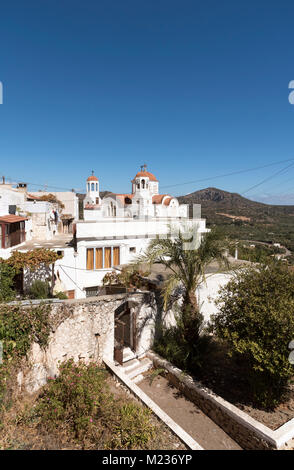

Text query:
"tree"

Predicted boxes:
[[132, 227, 229, 371], [2, 249, 63, 297], [211, 263, 294, 408], [135, 226, 229, 315], [39, 193, 65, 210]]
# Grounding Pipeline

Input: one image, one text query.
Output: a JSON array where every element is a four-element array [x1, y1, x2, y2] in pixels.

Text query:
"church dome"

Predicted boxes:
[[87, 172, 98, 182], [132, 166, 158, 182]]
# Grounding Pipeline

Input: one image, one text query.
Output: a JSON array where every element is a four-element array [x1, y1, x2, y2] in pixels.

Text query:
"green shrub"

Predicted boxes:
[[211, 263, 294, 408], [0, 303, 51, 361], [106, 403, 155, 450], [36, 361, 111, 438], [0, 264, 16, 302], [154, 304, 211, 374], [36, 360, 156, 449], [29, 280, 50, 299], [0, 303, 51, 419], [54, 291, 68, 300]]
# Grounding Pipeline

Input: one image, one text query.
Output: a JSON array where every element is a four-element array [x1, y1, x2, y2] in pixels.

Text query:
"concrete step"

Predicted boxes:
[[125, 357, 153, 380], [122, 347, 136, 363], [133, 374, 144, 384], [122, 358, 141, 373]]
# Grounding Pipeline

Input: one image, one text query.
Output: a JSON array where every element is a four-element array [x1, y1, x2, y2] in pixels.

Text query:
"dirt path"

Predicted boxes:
[[139, 375, 242, 450]]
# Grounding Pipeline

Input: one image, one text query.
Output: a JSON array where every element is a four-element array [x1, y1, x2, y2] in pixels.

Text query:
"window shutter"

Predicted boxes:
[[95, 248, 103, 269], [86, 248, 94, 270], [104, 247, 112, 268], [113, 247, 120, 266]]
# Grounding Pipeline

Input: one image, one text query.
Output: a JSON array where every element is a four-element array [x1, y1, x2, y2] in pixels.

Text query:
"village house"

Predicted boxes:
[[0, 180, 65, 259]]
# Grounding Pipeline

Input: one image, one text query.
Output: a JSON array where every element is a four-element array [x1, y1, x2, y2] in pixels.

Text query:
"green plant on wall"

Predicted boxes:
[[0, 263, 16, 302]]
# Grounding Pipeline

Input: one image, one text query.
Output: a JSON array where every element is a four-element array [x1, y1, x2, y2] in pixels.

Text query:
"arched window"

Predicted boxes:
[[87, 183, 90, 192], [91, 183, 95, 191], [141, 179, 145, 189], [96, 183, 98, 191], [137, 181, 140, 189]]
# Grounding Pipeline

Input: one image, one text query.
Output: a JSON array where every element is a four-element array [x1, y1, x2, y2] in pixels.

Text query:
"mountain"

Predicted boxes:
[[178, 188, 294, 250], [178, 187, 294, 222]]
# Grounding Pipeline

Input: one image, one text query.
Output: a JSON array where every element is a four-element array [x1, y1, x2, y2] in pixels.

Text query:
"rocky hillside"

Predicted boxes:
[[178, 187, 294, 224]]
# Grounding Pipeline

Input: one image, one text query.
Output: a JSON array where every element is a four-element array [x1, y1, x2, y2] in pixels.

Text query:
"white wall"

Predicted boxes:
[[0, 186, 26, 216], [196, 273, 233, 324], [30, 191, 79, 219]]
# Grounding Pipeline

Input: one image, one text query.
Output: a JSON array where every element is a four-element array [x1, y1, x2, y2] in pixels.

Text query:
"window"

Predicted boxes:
[[104, 247, 111, 268], [95, 248, 103, 269], [129, 247, 136, 253], [86, 248, 94, 270], [86, 246, 120, 270], [85, 286, 99, 297], [113, 246, 120, 265], [91, 183, 95, 191]]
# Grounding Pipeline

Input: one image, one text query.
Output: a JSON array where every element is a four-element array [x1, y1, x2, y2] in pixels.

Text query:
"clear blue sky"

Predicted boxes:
[[1, 0, 294, 203]]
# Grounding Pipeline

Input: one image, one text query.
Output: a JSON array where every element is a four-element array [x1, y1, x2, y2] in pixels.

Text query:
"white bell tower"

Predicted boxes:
[[85, 171, 100, 205]]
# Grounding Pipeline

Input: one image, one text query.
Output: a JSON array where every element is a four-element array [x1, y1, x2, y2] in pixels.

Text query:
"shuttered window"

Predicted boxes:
[[86, 248, 94, 270], [104, 247, 112, 268], [113, 246, 120, 266], [95, 248, 103, 269], [86, 246, 120, 270]]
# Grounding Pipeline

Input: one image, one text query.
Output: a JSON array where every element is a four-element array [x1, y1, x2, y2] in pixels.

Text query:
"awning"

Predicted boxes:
[[0, 215, 28, 224]]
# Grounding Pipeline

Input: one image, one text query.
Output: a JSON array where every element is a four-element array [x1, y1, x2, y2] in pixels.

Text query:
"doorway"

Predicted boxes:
[[114, 303, 137, 364]]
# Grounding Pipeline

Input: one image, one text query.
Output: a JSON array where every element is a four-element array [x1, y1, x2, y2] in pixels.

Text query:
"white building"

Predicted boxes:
[[53, 166, 207, 299], [0, 182, 62, 259], [83, 165, 188, 220]]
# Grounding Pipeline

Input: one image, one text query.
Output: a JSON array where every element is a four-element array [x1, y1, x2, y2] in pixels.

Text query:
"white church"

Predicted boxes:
[[83, 164, 189, 220]]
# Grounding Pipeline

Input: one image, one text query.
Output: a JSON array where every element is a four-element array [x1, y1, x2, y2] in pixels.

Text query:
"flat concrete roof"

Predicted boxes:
[[13, 234, 74, 251]]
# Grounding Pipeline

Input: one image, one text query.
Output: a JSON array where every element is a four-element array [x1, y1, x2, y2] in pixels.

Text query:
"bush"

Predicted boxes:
[[0, 303, 51, 418], [0, 263, 16, 302], [211, 263, 294, 408], [53, 291, 68, 300], [36, 360, 156, 449], [0, 303, 51, 361], [29, 280, 50, 299], [154, 304, 211, 374]]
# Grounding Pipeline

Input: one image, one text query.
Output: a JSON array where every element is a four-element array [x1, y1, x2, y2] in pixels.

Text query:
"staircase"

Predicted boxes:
[[117, 347, 153, 384]]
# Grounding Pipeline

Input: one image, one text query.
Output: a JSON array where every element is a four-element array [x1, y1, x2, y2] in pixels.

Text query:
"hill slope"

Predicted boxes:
[[178, 188, 294, 250]]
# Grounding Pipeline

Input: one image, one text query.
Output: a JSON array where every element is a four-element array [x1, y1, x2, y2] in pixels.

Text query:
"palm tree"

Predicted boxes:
[[135, 226, 229, 316]]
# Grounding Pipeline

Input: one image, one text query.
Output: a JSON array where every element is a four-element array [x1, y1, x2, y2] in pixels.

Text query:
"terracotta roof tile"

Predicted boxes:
[[132, 171, 158, 182], [152, 194, 170, 204]]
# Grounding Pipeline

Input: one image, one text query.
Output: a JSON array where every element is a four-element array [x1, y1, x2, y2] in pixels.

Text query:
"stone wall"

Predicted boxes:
[[18, 291, 161, 394], [19, 295, 123, 393]]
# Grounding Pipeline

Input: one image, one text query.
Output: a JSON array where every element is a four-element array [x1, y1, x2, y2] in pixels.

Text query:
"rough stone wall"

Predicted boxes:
[[20, 295, 124, 394], [18, 291, 165, 394]]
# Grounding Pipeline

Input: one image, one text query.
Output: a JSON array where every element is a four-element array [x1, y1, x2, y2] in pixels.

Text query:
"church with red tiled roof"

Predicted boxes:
[[83, 165, 188, 220]]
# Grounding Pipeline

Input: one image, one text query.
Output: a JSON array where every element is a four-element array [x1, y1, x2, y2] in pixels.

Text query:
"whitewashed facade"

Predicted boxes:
[[55, 167, 208, 299]]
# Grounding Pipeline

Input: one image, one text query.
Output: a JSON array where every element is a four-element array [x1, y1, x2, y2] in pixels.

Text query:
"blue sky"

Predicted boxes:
[[1, 1, 294, 203]]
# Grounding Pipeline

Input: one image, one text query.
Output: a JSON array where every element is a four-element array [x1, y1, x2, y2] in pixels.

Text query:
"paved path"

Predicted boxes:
[[139, 375, 242, 450]]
